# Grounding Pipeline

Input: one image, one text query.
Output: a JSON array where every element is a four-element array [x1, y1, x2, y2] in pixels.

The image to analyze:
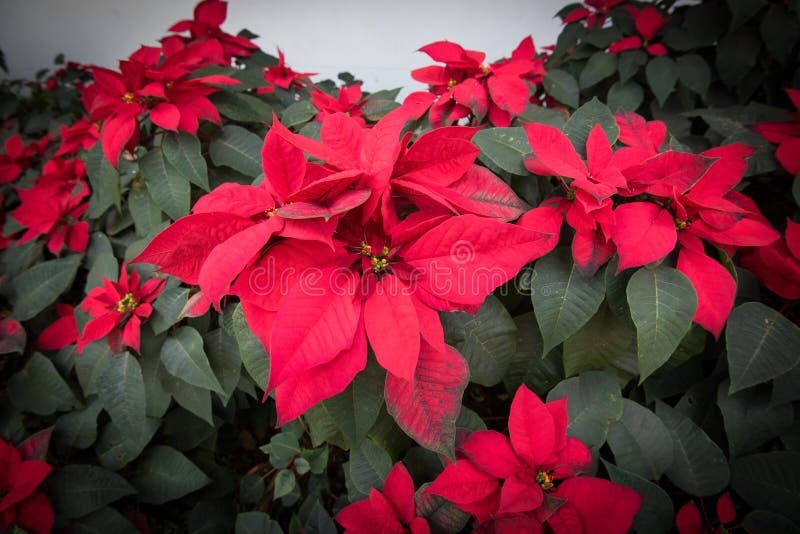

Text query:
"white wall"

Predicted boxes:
[[0, 0, 566, 95]]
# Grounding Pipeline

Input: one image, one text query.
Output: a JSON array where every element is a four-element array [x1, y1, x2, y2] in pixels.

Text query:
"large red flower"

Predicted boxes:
[[336, 462, 430, 534], [12, 184, 90, 255], [427, 386, 642, 533], [0, 439, 54, 534], [166, 0, 258, 61], [751, 88, 800, 175], [608, 6, 669, 56], [77, 263, 165, 354]]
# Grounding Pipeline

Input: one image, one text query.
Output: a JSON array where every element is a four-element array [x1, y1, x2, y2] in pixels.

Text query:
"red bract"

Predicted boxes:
[[55, 117, 99, 156], [563, 0, 630, 27], [751, 88, 800, 175], [35, 304, 79, 350], [608, 6, 669, 56], [676, 493, 737, 534], [0, 439, 54, 534], [740, 219, 800, 299], [12, 185, 89, 255], [336, 462, 431, 534], [260, 49, 316, 92], [0, 134, 50, 184], [426, 385, 642, 532], [311, 84, 367, 125], [77, 263, 166, 354], [411, 37, 544, 127], [34, 156, 88, 198], [166, 0, 258, 61]]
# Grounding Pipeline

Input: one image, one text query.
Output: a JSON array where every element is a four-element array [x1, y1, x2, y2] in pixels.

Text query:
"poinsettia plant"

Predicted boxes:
[[0, 0, 798, 532]]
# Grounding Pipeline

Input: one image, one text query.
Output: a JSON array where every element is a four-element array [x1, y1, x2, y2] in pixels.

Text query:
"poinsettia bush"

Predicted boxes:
[[0, 0, 799, 532]]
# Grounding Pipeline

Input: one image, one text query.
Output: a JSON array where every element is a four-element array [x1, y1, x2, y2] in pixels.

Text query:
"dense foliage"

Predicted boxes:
[[1, 0, 799, 532]]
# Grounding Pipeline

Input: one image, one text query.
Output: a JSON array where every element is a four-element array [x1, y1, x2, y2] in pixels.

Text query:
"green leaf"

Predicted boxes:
[[414, 485, 471, 534], [204, 329, 242, 405], [12, 255, 82, 321], [72, 507, 139, 534], [305, 500, 337, 534], [579, 53, 618, 89], [731, 452, 800, 524], [97, 352, 146, 441], [160, 326, 224, 394], [239, 474, 265, 506], [627, 266, 698, 382], [54, 398, 103, 452], [547, 371, 622, 449], [532, 249, 606, 356], [140, 353, 170, 418], [163, 408, 219, 452], [563, 303, 636, 379], [604, 461, 674, 534], [84, 253, 118, 294], [716, 29, 761, 88], [163, 131, 210, 191], [726, 302, 800, 393], [86, 142, 121, 217], [345, 438, 392, 502], [516, 104, 568, 128], [8, 353, 78, 415], [741, 510, 800, 534], [543, 69, 580, 108], [442, 295, 517, 386], [273, 469, 296, 499], [281, 100, 317, 128], [263, 432, 300, 469], [646, 56, 679, 107], [139, 149, 191, 221], [761, 4, 800, 64], [607, 399, 673, 480], [210, 92, 272, 124], [563, 97, 619, 157], [95, 418, 160, 471], [656, 400, 730, 496], [160, 368, 213, 425], [230, 304, 269, 388], [728, 0, 767, 31], [127, 183, 163, 238], [209, 125, 262, 177], [607, 81, 644, 112], [618, 50, 648, 84], [676, 54, 711, 97], [234, 512, 282, 534], [472, 127, 531, 176], [75, 342, 113, 397], [48, 464, 137, 518], [718, 380, 793, 457], [150, 286, 190, 335], [321, 360, 384, 449], [131, 445, 212, 504]]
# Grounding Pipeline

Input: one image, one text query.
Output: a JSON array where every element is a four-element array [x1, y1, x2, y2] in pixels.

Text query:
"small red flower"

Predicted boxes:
[[740, 219, 800, 300], [563, 0, 630, 27], [0, 439, 54, 534], [336, 462, 431, 534], [0, 134, 50, 184], [167, 0, 258, 61], [77, 263, 166, 354], [751, 88, 800, 175], [311, 84, 367, 125], [55, 117, 100, 157], [260, 49, 316, 92], [12, 184, 90, 255], [608, 6, 670, 56]]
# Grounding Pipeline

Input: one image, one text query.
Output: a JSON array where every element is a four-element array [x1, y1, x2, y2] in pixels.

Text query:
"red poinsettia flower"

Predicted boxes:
[[260, 49, 316, 92], [0, 134, 51, 184], [427, 385, 642, 533], [411, 37, 543, 127], [34, 156, 88, 198], [740, 219, 800, 300], [77, 263, 165, 354], [336, 462, 430, 534], [563, 0, 631, 27], [608, 6, 669, 56], [311, 84, 367, 125], [55, 117, 99, 157], [0, 317, 26, 354], [166, 0, 258, 61], [35, 304, 79, 350], [751, 88, 800, 175], [12, 184, 90, 255], [0, 439, 54, 534]]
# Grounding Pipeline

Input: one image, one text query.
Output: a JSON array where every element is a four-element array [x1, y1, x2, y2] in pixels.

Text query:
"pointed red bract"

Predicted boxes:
[[612, 202, 677, 271], [675, 501, 703, 534]]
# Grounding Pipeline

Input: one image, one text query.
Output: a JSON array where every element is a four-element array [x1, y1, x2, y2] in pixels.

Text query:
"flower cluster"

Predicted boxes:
[[0, 439, 54, 534], [133, 103, 551, 444], [518, 111, 780, 338]]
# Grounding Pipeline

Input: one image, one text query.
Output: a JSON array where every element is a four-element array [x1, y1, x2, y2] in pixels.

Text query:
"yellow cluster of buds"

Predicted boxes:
[[361, 242, 391, 274], [116, 292, 138, 314]]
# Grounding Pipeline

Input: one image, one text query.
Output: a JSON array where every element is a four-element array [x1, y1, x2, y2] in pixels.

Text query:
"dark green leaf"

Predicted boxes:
[[8, 353, 77, 415], [718, 380, 793, 457], [677, 54, 711, 97], [235, 512, 283, 534], [716, 29, 761, 89], [607, 399, 673, 480], [564, 97, 619, 157], [442, 295, 517, 386], [161, 326, 224, 394], [163, 131, 210, 191], [86, 142, 121, 217], [131, 445, 211, 504], [727, 302, 800, 393], [204, 328, 241, 404], [71, 507, 139, 534], [321, 360, 384, 449], [414, 485, 471, 533], [209, 125, 263, 177], [48, 464, 136, 518], [732, 452, 800, 524], [563, 303, 636, 380], [656, 401, 730, 496], [12, 255, 82, 321], [646, 56, 679, 107], [150, 286, 190, 335], [580, 53, 618, 89], [128, 183, 163, 237], [627, 266, 697, 382], [607, 81, 644, 112], [742, 511, 800, 534], [472, 127, 531, 176], [97, 353, 146, 440], [210, 92, 272, 124], [543, 69, 580, 108], [230, 304, 270, 388], [273, 469, 296, 499], [532, 249, 606, 356], [139, 149, 191, 220], [95, 418, 159, 471], [262, 432, 300, 469], [53, 398, 103, 452], [604, 461, 674, 534], [618, 50, 648, 84], [281, 100, 317, 128], [345, 438, 392, 502]]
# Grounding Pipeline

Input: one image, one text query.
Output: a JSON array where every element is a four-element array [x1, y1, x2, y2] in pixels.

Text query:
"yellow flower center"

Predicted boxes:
[[116, 292, 138, 314], [447, 79, 458, 90], [674, 218, 689, 231], [265, 207, 278, 217], [536, 471, 555, 492], [121, 92, 135, 104], [361, 242, 391, 274]]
